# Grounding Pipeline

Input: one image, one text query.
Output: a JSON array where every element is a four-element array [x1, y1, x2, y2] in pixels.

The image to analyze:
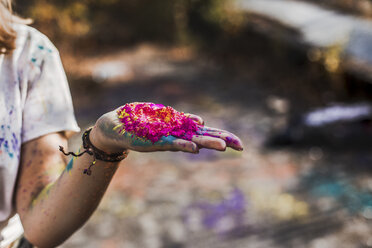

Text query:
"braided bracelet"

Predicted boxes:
[[59, 128, 129, 175]]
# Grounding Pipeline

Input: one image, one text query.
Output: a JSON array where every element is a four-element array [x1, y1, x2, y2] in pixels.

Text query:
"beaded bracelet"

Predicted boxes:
[[59, 128, 129, 175]]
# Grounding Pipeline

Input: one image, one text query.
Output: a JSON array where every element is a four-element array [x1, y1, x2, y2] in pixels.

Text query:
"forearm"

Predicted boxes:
[[23, 154, 119, 248], [15, 128, 124, 248]]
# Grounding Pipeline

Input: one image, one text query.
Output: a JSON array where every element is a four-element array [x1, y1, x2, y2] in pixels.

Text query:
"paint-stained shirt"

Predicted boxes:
[[0, 24, 80, 247]]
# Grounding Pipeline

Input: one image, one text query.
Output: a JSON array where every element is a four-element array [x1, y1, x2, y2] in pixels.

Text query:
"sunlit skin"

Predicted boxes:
[[15, 103, 243, 248]]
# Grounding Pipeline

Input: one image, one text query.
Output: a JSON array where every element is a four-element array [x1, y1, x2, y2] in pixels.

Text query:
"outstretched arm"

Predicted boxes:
[[15, 132, 121, 248], [15, 106, 243, 248]]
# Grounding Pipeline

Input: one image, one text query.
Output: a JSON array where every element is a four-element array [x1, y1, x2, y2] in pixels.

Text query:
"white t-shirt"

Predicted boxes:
[[0, 24, 80, 246]]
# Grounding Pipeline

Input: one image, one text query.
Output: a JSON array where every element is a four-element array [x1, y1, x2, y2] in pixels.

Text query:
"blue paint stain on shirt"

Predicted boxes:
[[11, 133, 18, 154], [12, 133, 18, 145], [3, 140, 13, 158]]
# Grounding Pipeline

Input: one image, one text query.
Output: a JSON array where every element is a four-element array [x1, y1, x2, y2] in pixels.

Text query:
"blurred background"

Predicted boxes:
[[14, 0, 372, 247]]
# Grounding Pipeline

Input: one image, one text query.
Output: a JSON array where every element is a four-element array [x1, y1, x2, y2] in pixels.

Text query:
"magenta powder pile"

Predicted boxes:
[[117, 102, 200, 143]]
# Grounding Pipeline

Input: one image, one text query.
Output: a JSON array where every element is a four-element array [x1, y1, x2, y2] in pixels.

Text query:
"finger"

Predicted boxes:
[[199, 126, 244, 151], [199, 126, 229, 133], [171, 139, 199, 153], [201, 131, 243, 151], [185, 113, 204, 125], [191, 135, 226, 151], [154, 136, 199, 153]]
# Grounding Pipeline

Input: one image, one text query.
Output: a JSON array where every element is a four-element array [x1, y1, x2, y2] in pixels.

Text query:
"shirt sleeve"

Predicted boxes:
[[21, 29, 80, 143]]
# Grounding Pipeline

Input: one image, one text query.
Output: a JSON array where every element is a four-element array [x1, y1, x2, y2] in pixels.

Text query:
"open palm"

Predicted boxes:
[[91, 105, 243, 154]]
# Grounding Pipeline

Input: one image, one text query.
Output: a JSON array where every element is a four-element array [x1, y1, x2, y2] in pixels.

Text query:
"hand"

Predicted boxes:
[[90, 105, 244, 154]]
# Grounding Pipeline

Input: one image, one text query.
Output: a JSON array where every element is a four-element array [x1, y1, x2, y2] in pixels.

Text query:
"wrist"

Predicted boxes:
[[59, 127, 128, 176], [90, 126, 127, 154]]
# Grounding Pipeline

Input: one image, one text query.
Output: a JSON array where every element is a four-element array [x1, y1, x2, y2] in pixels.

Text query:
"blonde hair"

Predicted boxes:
[[0, 0, 30, 54]]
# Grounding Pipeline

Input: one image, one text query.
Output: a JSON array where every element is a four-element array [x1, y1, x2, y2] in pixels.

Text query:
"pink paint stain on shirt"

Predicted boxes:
[[117, 103, 201, 143]]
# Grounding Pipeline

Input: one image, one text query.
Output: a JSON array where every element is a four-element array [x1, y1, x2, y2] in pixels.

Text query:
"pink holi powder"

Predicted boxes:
[[117, 103, 201, 143]]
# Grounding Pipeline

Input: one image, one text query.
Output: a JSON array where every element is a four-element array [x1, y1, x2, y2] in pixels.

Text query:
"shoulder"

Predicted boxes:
[[13, 24, 58, 54], [11, 24, 59, 68], [10, 24, 60, 82]]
